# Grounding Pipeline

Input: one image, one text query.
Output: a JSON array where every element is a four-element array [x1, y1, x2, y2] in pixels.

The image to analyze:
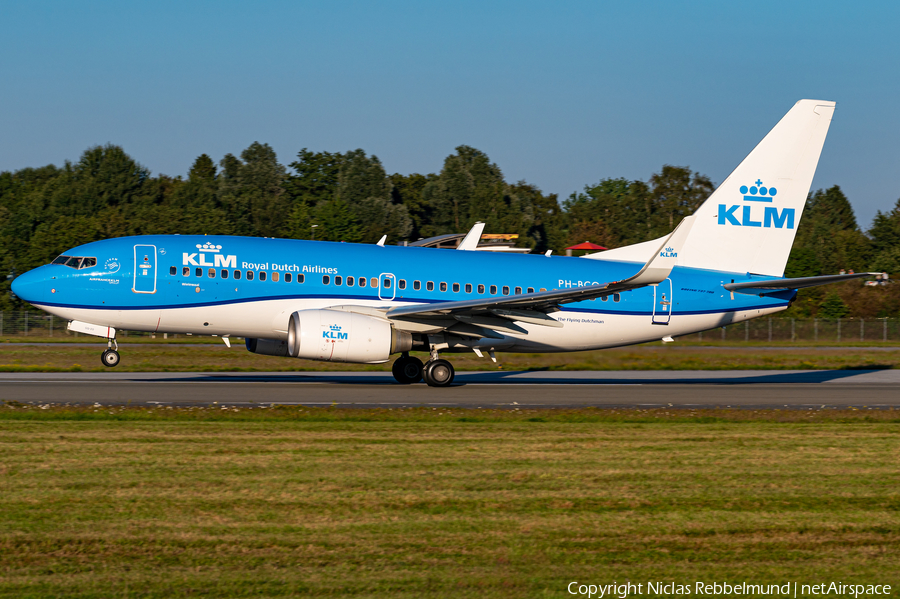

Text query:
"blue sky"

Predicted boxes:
[[2, 1, 898, 227]]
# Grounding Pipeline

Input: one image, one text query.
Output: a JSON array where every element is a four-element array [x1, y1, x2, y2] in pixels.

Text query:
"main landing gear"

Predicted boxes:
[[101, 338, 120, 368], [391, 351, 455, 387]]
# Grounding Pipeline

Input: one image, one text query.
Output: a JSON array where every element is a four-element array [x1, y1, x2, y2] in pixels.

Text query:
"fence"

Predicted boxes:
[[0, 311, 159, 339], [2, 310, 900, 343]]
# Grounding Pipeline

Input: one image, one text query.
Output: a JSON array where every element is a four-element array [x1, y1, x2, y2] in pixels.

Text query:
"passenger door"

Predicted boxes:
[[652, 278, 672, 325], [133, 244, 158, 294]]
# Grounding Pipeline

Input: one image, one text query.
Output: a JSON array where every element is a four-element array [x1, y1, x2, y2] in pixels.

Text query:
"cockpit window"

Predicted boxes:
[[52, 255, 98, 269]]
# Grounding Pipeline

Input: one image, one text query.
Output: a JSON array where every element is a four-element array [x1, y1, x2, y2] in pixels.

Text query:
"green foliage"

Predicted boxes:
[[786, 186, 872, 276], [818, 291, 850, 319]]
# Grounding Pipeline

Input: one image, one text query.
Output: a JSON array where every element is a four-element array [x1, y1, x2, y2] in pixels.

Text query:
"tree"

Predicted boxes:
[[218, 142, 288, 237], [818, 292, 850, 319], [787, 186, 872, 275], [335, 150, 412, 243]]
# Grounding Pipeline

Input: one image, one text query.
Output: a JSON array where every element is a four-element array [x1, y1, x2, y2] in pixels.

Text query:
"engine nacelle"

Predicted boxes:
[[287, 309, 412, 363], [245, 337, 289, 357]]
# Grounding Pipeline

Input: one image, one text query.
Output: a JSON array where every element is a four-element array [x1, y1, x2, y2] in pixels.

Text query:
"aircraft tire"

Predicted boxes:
[[101, 349, 120, 368], [424, 359, 454, 387], [392, 356, 423, 384]]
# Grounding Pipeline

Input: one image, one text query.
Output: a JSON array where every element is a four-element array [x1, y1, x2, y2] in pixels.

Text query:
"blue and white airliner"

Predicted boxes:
[[11, 100, 874, 386]]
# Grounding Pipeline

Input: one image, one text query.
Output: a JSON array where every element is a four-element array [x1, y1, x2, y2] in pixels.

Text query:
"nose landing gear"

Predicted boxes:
[[101, 338, 120, 368]]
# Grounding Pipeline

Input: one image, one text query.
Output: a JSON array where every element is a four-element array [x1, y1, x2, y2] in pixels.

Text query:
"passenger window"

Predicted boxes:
[[490, 285, 497, 295], [502, 286, 509, 295], [169, 266, 176, 276], [370, 277, 378, 288], [247, 271, 254, 281], [413, 280, 421, 291], [298, 274, 305, 283], [477, 284, 485, 294], [347, 276, 354, 286], [452, 283, 460, 293], [359, 277, 366, 288], [323, 275, 330, 285], [426, 281, 434, 291], [208, 268, 215, 278], [82, 258, 96, 268], [334, 275, 342, 285], [613, 293, 620, 302], [221, 269, 229, 279], [259, 272, 267, 282], [285, 273, 292, 283], [439, 282, 447, 292], [398, 279, 406, 290], [527, 287, 535, 293], [195, 268, 202, 277], [602, 295, 608, 302], [540, 288, 546, 292], [234, 270, 242, 280], [182, 267, 190, 276], [383, 278, 391, 288], [465, 283, 472, 293], [514, 287, 522, 295], [272, 272, 279, 282]]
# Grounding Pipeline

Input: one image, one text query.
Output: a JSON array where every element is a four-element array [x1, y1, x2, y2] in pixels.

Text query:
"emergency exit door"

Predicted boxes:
[[133, 245, 158, 293], [652, 278, 672, 325]]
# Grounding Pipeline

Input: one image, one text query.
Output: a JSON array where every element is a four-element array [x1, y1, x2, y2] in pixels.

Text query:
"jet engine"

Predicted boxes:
[[245, 337, 289, 357], [287, 309, 412, 363]]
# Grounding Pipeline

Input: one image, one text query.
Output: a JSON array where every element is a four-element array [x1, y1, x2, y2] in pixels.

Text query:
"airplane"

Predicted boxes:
[[11, 99, 876, 386]]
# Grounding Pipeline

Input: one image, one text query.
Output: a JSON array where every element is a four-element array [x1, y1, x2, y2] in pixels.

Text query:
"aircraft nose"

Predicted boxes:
[[10, 266, 52, 304]]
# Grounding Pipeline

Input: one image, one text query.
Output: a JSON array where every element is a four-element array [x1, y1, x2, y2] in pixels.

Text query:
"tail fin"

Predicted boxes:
[[679, 99, 835, 276]]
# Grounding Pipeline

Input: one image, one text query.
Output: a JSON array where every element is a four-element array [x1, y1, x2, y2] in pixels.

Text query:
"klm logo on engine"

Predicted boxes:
[[717, 180, 794, 229], [323, 324, 348, 340]]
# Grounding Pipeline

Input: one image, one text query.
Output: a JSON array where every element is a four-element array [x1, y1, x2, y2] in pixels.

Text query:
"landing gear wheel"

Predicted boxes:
[[392, 356, 423, 384], [101, 349, 120, 368], [423, 359, 455, 387]]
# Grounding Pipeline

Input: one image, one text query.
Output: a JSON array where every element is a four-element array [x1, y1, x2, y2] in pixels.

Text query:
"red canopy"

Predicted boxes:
[[565, 241, 607, 251]]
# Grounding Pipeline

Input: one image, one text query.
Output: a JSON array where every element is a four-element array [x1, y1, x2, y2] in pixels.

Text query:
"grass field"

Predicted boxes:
[[1, 405, 899, 598], [3, 341, 900, 372]]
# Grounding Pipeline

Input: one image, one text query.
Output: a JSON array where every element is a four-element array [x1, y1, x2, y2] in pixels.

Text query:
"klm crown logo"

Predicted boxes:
[[323, 324, 348, 340], [197, 242, 222, 253], [718, 179, 794, 229]]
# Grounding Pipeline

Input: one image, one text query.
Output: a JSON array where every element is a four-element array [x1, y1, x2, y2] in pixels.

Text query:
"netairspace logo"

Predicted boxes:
[[566, 580, 892, 598], [718, 179, 795, 229]]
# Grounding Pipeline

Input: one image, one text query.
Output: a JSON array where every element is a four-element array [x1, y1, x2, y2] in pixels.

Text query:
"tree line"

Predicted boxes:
[[2, 142, 899, 315]]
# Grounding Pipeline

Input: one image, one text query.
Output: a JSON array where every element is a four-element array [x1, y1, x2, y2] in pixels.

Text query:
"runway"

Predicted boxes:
[[1, 370, 898, 409]]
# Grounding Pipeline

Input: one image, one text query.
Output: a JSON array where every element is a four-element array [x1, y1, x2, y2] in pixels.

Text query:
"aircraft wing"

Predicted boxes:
[[380, 216, 695, 336], [723, 272, 878, 294]]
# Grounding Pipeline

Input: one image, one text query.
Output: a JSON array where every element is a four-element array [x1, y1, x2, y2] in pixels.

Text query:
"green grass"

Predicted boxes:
[[1, 405, 899, 597], [2, 343, 900, 372]]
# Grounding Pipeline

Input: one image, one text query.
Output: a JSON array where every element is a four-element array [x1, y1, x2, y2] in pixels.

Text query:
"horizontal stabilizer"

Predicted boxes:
[[724, 272, 879, 293]]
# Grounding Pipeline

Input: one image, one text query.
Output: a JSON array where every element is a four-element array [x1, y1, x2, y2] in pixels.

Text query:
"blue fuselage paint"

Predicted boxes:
[[13, 234, 790, 315], [11, 235, 794, 353]]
